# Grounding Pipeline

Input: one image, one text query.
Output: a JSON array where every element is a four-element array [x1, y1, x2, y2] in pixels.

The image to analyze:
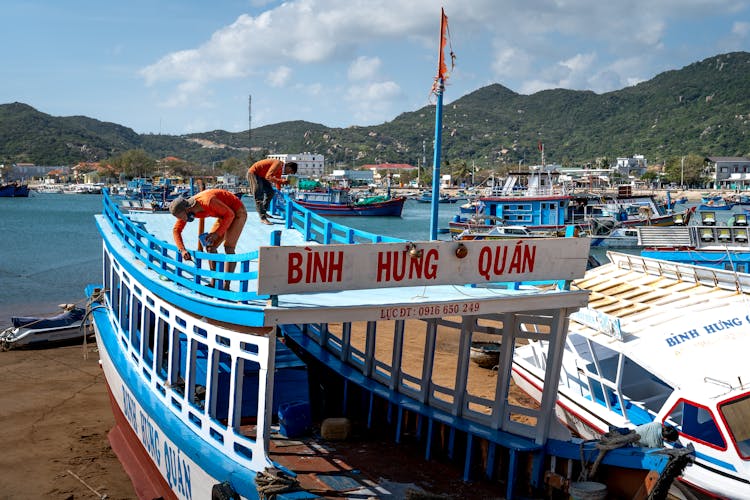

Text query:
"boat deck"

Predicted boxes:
[[569, 251, 750, 398]]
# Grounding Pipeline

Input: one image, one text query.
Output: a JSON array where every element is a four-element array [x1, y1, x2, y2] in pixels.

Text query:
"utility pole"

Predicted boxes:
[[681, 156, 684, 189], [420, 139, 426, 186], [248, 94, 252, 152]]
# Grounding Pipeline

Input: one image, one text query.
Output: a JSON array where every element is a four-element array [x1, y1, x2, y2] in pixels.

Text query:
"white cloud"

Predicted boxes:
[[732, 21, 750, 37], [134, 0, 747, 126], [491, 47, 532, 81], [348, 56, 382, 81], [345, 80, 401, 123], [267, 66, 292, 87]]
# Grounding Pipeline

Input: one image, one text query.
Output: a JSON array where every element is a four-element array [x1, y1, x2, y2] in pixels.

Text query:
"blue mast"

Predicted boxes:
[[429, 9, 451, 241], [430, 79, 444, 241]]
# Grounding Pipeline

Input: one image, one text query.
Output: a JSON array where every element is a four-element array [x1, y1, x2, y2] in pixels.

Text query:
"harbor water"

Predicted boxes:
[[0, 192, 673, 324], [0, 194, 456, 322]]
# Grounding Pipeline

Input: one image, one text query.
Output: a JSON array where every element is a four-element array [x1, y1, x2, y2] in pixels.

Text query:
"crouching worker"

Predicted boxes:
[[634, 421, 682, 448], [169, 189, 247, 290]]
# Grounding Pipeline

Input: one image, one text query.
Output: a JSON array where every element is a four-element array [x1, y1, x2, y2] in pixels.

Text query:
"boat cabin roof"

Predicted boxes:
[[569, 251, 750, 401]]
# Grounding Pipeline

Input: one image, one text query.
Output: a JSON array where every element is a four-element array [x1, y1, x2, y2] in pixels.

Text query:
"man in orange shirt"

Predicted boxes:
[[169, 188, 247, 290], [246, 159, 297, 224]]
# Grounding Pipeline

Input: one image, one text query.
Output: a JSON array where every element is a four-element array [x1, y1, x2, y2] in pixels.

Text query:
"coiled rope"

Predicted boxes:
[[255, 467, 299, 499], [579, 430, 641, 481]]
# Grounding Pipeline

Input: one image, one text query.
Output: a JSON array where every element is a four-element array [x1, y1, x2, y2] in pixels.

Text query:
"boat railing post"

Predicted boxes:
[[267, 230, 282, 306]]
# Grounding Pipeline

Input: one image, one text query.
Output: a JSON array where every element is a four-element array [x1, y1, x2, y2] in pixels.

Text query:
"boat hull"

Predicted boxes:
[[294, 196, 405, 216], [89, 297, 261, 500], [0, 184, 30, 197]]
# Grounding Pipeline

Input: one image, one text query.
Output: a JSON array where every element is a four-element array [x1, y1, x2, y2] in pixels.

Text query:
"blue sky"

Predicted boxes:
[[3, 0, 749, 136]]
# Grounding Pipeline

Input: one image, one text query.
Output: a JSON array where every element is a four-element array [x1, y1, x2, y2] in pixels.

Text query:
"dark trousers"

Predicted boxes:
[[247, 173, 275, 217]]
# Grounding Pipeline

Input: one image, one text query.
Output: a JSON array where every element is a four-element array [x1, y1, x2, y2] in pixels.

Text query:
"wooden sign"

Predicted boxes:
[[257, 238, 590, 295]]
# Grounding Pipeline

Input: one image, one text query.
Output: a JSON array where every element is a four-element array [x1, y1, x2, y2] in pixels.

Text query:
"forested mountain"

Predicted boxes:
[[2, 52, 749, 168]]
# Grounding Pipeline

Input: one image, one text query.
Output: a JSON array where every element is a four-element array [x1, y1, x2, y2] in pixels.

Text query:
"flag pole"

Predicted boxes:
[[430, 78, 444, 241], [430, 9, 449, 241]]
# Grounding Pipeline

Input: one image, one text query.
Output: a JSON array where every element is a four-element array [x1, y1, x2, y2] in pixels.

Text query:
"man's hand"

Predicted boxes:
[[205, 232, 219, 249], [181, 250, 193, 262]]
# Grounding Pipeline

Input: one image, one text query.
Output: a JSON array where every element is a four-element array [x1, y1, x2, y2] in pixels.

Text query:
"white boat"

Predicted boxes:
[[511, 251, 750, 498], [587, 226, 640, 248], [455, 225, 558, 240], [81, 186, 696, 499], [0, 304, 87, 350]]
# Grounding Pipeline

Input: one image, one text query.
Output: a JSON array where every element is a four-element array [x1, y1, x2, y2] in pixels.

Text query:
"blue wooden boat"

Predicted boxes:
[[294, 187, 406, 216], [82, 187, 691, 499], [0, 183, 30, 197], [639, 220, 750, 272], [81, 10, 690, 496], [449, 189, 691, 237], [698, 201, 734, 210]]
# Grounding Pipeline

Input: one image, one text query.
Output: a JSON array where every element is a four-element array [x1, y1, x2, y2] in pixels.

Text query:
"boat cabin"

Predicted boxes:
[[513, 253, 750, 496]]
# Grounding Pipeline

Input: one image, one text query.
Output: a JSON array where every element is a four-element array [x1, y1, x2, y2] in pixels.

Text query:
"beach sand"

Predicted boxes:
[[0, 340, 135, 499], [0, 330, 524, 499]]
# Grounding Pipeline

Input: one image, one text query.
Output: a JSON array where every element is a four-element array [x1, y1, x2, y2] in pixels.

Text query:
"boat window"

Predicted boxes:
[[667, 400, 726, 449], [156, 318, 170, 380], [619, 356, 673, 411], [120, 286, 130, 337], [720, 394, 750, 459], [131, 298, 142, 351], [211, 349, 233, 427], [110, 272, 121, 320], [143, 308, 156, 367], [188, 338, 207, 410], [167, 328, 186, 393]]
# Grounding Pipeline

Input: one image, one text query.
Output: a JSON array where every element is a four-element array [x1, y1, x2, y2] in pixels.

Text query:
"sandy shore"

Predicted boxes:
[[0, 326, 531, 499], [0, 341, 135, 499]]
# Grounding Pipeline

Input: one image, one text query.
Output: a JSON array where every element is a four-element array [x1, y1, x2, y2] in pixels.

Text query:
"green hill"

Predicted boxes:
[[2, 51, 749, 168]]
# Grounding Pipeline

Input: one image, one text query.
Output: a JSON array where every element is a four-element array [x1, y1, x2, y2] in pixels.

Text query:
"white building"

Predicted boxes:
[[615, 155, 647, 177], [706, 156, 750, 190], [267, 153, 325, 178]]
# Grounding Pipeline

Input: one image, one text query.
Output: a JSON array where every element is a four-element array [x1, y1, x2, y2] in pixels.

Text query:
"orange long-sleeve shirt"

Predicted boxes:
[[248, 159, 286, 189], [172, 189, 244, 252]]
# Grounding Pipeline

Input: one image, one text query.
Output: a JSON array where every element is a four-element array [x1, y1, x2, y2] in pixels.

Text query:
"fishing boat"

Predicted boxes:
[[0, 183, 30, 197], [0, 304, 87, 350], [293, 187, 406, 216], [637, 212, 750, 272], [698, 199, 734, 211], [454, 225, 559, 240], [586, 227, 641, 248], [448, 180, 688, 237], [511, 251, 750, 498], [82, 185, 695, 499], [415, 191, 459, 204]]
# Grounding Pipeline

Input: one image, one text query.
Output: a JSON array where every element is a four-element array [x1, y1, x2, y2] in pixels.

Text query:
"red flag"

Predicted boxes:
[[437, 9, 449, 80], [432, 9, 454, 94], [538, 141, 544, 152]]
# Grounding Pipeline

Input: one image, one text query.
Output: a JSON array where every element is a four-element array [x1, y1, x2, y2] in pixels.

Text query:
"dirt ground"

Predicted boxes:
[[0, 340, 135, 499], [0, 323, 534, 500]]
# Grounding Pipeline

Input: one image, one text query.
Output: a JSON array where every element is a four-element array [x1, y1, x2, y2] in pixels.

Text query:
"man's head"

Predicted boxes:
[[284, 161, 298, 175], [169, 196, 196, 222], [661, 424, 679, 443]]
